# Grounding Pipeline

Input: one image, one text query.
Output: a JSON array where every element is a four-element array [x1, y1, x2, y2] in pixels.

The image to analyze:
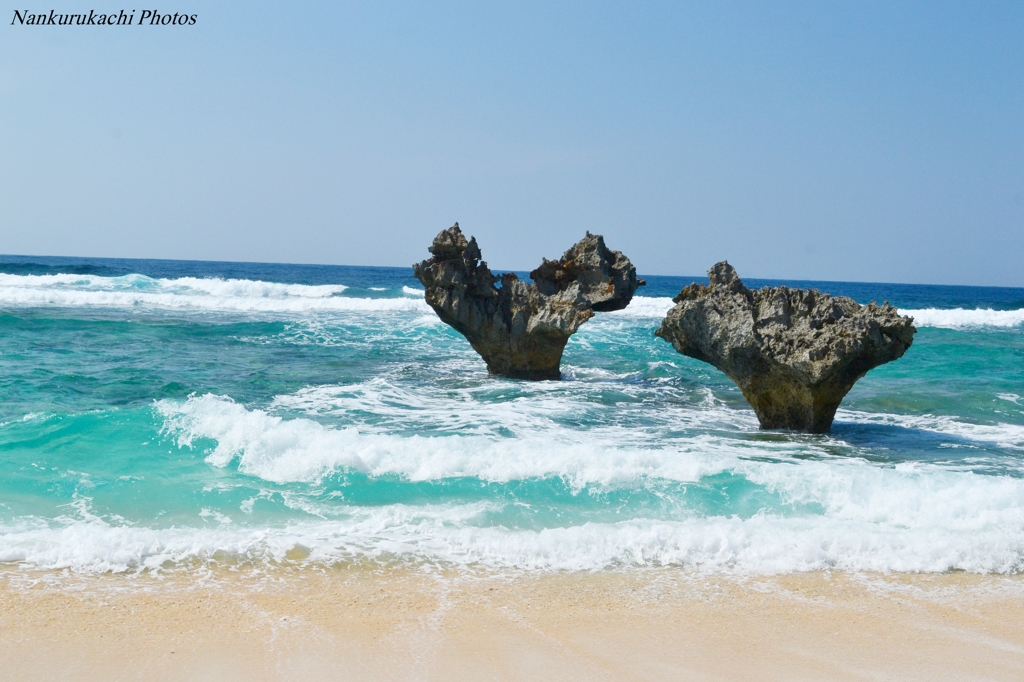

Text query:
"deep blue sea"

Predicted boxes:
[[1, 254, 1023, 574]]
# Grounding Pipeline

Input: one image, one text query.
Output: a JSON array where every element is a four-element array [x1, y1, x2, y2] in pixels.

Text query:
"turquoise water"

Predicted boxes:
[[1, 256, 1023, 573]]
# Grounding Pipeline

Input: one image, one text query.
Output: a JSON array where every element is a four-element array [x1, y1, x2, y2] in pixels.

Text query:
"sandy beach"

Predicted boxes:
[[2, 566, 1023, 681]]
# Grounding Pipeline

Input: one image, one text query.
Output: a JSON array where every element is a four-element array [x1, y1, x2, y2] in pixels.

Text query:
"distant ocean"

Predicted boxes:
[[1, 254, 1023, 575]]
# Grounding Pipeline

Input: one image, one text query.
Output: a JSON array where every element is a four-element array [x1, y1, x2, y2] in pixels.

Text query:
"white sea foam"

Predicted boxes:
[[3, 486, 1022, 574], [568, 296, 1024, 329], [269, 376, 742, 440], [0, 272, 347, 297], [156, 393, 727, 486], [835, 409, 1024, 450], [138, 393, 1024, 571], [4, 388, 1024, 574], [599, 297, 1024, 329], [900, 307, 1024, 329], [158, 384, 1024, 491], [0, 273, 430, 315], [3, 272, 1018, 330], [604, 296, 675, 319]]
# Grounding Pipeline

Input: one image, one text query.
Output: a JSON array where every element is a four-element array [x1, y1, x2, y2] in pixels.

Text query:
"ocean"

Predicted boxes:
[[1, 254, 1022, 576]]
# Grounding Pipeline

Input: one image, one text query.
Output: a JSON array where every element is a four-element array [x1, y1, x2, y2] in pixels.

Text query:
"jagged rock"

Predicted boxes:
[[413, 223, 645, 379], [655, 261, 916, 432]]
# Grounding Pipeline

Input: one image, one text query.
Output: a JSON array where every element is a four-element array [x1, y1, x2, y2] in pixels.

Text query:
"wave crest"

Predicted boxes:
[[3, 270, 1020, 330], [0, 273, 430, 314], [901, 308, 1024, 329], [4, 499, 1023, 574]]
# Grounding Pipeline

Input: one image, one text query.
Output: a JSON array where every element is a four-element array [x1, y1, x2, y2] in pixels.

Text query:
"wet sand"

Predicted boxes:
[[2, 566, 1023, 681]]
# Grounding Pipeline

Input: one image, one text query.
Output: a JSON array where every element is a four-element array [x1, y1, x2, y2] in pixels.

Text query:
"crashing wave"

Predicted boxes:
[[900, 308, 1024, 329], [0, 273, 429, 314]]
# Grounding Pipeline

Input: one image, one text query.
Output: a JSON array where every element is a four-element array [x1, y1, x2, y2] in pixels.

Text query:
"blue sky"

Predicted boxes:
[[2, 2, 1022, 285]]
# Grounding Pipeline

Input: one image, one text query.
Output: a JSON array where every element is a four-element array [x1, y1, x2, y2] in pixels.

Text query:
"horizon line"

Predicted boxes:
[[2, 252, 1022, 292]]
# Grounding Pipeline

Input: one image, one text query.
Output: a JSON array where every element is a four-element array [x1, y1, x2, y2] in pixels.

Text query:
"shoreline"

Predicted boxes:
[[3, 566, 1023, 680]]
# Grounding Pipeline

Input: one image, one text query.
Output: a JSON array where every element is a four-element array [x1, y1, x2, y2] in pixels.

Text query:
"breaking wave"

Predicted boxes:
[[2, 263, 1022, 577], [156, 392, 1024, 484], [900, 308, 1024, 329], [8, 392, 987, 574], [0, 273, 429, 314], [4, 455, 1023, 574], [2, 271, 1019, 330], [3, 502, 1023, 574], [612, 300, 1024, 329]]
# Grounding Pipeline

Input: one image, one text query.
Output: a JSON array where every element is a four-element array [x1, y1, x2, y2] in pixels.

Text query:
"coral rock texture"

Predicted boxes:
[[655, 261, 916, 432], [413, 223, 644, 380]]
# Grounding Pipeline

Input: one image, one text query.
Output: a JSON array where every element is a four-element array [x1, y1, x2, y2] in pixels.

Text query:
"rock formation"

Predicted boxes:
[[655, 262, 915, 432], [413, 223, 645, 380]]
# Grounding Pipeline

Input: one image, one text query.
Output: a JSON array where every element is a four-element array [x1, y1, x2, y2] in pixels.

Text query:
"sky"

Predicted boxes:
[[1, 2, 1022, 286]]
